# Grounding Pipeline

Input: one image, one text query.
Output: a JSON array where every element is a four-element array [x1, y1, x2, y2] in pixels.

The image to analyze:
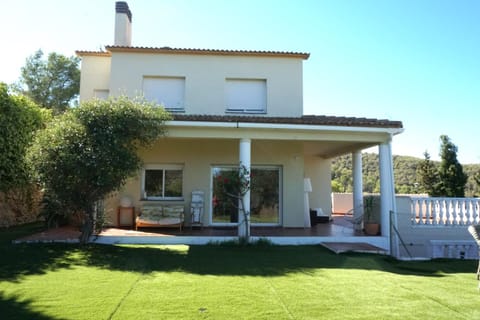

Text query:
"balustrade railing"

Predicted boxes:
[[410, 197, 480, 226]]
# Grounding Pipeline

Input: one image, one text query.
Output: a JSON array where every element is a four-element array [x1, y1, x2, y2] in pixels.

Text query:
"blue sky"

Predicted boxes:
[[1, 0, 479, 163]]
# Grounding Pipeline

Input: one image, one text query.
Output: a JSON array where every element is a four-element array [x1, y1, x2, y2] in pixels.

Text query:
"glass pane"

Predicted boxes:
[[250, 168, 279, 224], [212, 167, 280, 224], [145, 170, 163, 198], [212, 168, 239, 223], [165, 170, 183, 197]]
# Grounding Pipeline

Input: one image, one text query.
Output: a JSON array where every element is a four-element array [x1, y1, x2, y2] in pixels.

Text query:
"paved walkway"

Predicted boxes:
[[13, 226, 81, 244], [321, 242, 387, 254]]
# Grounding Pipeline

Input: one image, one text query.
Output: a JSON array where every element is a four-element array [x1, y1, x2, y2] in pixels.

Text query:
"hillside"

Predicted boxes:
[[331, 153, 480, 197]]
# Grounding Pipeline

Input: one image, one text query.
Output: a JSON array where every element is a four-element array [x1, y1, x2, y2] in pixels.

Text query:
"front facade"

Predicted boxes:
[[77, 2, 403, 251]]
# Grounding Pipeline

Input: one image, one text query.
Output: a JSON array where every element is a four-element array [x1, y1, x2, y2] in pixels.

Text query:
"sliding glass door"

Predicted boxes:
[[211, 166, 281, 225]]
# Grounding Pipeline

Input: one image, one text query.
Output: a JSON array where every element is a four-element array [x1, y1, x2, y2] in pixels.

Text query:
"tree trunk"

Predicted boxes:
[[238, 196, 250, 244], [79, 210, 94, 244]]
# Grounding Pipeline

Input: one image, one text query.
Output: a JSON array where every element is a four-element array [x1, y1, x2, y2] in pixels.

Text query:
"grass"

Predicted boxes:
[[1, 224, 479, 319]]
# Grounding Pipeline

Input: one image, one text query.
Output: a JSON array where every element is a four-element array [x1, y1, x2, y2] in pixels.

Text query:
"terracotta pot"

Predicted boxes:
[[364, 223, 380, 236]]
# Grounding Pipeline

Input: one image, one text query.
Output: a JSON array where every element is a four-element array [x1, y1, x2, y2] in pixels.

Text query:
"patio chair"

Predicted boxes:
[[190, 190, 204, 229], [467, 224, 480, 281]]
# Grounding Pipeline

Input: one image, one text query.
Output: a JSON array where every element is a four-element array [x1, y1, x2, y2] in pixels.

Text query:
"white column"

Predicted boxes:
[[239, 138, 251, 239], [304, 178, 312, 228], [379, 139, 396, 252], [352, 151, 364, 231]]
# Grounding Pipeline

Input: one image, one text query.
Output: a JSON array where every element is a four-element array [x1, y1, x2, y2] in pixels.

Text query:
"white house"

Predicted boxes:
[[76, 2, 404, 251]]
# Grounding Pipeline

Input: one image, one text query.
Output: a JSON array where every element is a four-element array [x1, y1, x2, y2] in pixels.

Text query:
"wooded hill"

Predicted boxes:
[[331, 153, 480, 197]]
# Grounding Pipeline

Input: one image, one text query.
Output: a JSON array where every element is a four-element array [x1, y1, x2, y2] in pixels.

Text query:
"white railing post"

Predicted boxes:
[[468, 200, 474, 224], [474, 199, 479, 224], [410, 197, 480, 227], [410, 199, 415, 225], [460, 200, 467, 225]]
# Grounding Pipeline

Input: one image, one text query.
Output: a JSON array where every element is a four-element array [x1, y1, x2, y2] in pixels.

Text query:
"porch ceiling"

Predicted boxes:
[[166, 121, 394, 159], [303, 141, 377, 158]]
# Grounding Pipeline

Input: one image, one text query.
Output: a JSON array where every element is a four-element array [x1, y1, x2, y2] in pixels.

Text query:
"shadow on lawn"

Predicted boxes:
[[0, 292, 57, 320], [1, 242, 476, 282]]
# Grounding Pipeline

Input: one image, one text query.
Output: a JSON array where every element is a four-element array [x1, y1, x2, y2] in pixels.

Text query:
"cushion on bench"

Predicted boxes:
[[136, 204, 184, 230]]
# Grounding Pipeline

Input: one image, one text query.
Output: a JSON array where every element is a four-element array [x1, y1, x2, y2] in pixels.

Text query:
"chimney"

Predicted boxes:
[[114, 2, 132, 46]]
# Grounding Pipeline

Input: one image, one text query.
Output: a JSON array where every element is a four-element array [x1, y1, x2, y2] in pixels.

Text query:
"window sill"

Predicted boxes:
[[225, 109, 267, 115], [140, 197, 185, 202], [140, 198, 185, 202], [165, 108, 185, 113]]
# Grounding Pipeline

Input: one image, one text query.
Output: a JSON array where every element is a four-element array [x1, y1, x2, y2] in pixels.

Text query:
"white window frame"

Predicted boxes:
[[141, 164, 184, 200], [225, 78, 267, 114], [143, 76, 185, 112]]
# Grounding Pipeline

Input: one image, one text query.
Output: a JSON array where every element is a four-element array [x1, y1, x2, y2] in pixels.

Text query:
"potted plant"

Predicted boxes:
[[363, 195, 380, 235]]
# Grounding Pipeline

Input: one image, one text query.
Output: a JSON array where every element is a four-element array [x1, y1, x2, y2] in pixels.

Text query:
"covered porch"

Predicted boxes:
[[92, 214, 388, 251], [14, 214, 384, 246], [103, 115, 402, 253]]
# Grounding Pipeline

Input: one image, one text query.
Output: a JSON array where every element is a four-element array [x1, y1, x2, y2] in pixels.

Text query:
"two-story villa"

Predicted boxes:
[[77, 2, 403, 250]]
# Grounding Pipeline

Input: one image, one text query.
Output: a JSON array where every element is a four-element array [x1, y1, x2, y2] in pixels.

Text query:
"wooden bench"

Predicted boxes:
[[136, 204, 184, 231]]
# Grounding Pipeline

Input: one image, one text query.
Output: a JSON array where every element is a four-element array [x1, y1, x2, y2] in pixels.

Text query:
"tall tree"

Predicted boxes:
[[437, 135, 467, 197], [29, 96, 171, 243], [0, 83, 47, 227], [17, 49, 80, 114], [416, 151, 441, 196], [0, 83, 46, 192], [475, 172, 480, 187]]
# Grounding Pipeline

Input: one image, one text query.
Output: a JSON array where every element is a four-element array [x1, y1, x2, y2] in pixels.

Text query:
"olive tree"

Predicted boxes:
[[29, 96, 171, 243]]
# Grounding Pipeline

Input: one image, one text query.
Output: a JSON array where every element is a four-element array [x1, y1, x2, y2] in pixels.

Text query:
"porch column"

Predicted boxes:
[[352, 151, 364, 231], [378, 138, 396, 247], [239, 138, 251, 239]]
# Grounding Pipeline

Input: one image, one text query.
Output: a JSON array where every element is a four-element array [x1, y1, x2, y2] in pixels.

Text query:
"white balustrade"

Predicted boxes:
[[410, 197, 480, 226]]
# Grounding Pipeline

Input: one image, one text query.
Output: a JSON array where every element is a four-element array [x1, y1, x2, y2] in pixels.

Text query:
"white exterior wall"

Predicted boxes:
[[330, 193, 477, 258], [331, 193, 354, 214], [78, 56, 111, 101], [107, 52, 304, 117], [107, 139, 305, 228], [304, 156, 332, 216], [394, 196, 476, 259]]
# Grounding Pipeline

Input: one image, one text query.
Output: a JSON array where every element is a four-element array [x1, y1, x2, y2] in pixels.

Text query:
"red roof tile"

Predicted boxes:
[[75, 50, 111, 57], [172, 114, 403, 129], [104, 46, 310, 59]]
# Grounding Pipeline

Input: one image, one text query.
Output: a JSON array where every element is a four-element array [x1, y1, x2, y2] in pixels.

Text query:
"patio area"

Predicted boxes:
[[12, 215, 389, 253], [14, 215, 371, 243], [100, 214, 361, 237]]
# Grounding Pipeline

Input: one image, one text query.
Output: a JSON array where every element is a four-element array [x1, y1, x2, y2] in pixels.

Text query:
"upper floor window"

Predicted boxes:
[[142, 164, 184, 200], [143, 77, 185, 112], [225, 79, 266, 114]]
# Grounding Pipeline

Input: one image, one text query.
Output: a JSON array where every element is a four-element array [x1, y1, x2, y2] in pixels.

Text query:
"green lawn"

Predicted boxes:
[[1, 224, 479, 319]]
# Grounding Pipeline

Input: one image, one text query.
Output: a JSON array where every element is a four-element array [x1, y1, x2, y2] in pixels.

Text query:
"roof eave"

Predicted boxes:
[[104, 46, 310, 59], [75, 50, 111, 57], [167, 120, 404, 135]]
